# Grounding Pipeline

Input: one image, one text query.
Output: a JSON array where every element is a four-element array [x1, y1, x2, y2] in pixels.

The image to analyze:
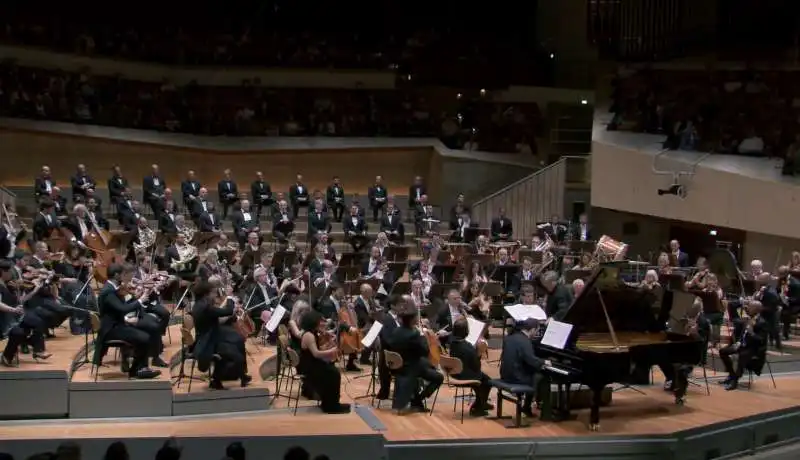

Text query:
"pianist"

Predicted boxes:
[[499, 318, 552, 419], [449, 318, 493, 416]]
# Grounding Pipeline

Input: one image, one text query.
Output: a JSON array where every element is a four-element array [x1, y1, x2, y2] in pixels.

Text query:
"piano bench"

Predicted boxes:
[[489, 379, 536, 428]]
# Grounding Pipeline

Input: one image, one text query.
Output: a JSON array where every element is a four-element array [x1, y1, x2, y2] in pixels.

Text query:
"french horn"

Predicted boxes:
[[133, 224, 156, 252]]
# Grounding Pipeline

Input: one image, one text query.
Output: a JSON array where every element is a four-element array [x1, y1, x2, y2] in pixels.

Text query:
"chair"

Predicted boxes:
[[744, 353, 777, 390], [88, 313, 131, 382], [377, 350, 403, 409], [489, 379, 536, 428], [273, 334, 304, 415], [439, 355, 482, 423]]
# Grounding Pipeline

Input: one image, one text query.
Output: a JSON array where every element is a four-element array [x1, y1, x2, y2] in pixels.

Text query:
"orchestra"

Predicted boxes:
[[6, 160, 800, 428]]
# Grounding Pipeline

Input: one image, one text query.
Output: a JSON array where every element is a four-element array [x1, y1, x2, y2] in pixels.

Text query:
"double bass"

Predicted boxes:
[[84, 213, 125, 282], [338, 297, 363, 355]]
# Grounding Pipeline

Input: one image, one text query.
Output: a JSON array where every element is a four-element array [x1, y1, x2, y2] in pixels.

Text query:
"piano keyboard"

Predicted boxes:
[[544, 365, 570, 376]]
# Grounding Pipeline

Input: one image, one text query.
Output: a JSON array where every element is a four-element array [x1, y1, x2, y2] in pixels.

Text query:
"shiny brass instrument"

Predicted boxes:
[[177, 223, 197, 244], [133, 223, 157, 252], [170, 243, 198, 271]]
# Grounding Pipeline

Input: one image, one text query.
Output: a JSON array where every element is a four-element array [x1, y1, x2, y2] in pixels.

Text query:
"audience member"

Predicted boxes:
[[284, 446, 310, 460], [103, 442, 129, 460]]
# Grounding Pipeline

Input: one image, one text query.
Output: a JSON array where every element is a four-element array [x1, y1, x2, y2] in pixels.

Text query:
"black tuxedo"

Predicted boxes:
[[449, 337, 491, 409], [449, 205, 471, 222], [33, 212, 60, 242], [87, 208, 108, 231], [70, 174, 95, 202], [107, 175, 128, 205], [380, 211, 405, 243], [158, 211, 178, 234], [368, 184, 388, 222], [388, 325, 443, 409], [34, 175, 56, 201], [308, 211, 332, 237], [377, 313, 400, 397], [490, 217, 513, 241], [199, 211, 222, 232], [142, 175, 166, 219], [408, 185, 426, 209], [217, 179, 239, 218], [231, 209, 259, 245], [414, 205, 437, 236], [326, 184, 345, 220], [288, 183, 309, 218], [449, 217, 477, 243], [65, 215, 90, 242], [721, 316, 768, 381], [343, 215, 369, 252], [250, 180, 272, 218], [181, 179, 202, 207], [573, 223, 592, 241], [51, 195, 68, 217], [271, 211, 295, 245], [190, 199, 211, 221]]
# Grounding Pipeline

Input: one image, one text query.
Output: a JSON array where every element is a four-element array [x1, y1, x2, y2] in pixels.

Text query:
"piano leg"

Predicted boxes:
[[589, 387, 603, 431]]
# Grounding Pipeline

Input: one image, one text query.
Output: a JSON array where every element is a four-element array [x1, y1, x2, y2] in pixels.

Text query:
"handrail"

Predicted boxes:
[[0, 186, 17, 198], [473, 156, 572, 207]]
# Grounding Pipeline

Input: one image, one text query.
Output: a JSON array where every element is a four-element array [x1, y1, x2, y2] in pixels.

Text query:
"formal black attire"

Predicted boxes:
[[231, 209, 260, 247], [70, 173, 95, 203], [65, 215, 90, 243], [380, 210, 405, 243], [165, 244, 198, 280], [408, 185, 426, 210], [449, 337, 491, 411], [289, 183, 309, 218], [543, 284, 572, 321], [1, 282, 47, 362], [217, 179, 239, 219], [32, 212, 60, 242], [34, 175, 55, 202], [449, 217, 477, 243], [51, 194, 68, 218], [490, 217, 513, 241], [388, 325, 443, 409], [107, 174, 128, 206], [449, 204, 471, 222], [271, 211, 295, 246], [308, 211, 332, 238], [353, 295, 379, 363], [368, 184, 388, 222], [190, 199, 211, 223], [499, 330, 547, 413], [343, 215, 369, 252], [92, 281, 153, 376], [782, 276, 800, 340], [142, 175, 166, 220], [250, 180, 273, 219], [192, 296, 247, 382], [414, 205, 437, 236], [87, 208, 109, 231], [326, 184, 345, 221], [299, 331, 344, 412], [720, 315, 768, 383], [377, 312, 400, 398], [573, 223, 592, 242], [198, 211, 221, 233], [159, 211, 178, 235], [180, 179, 201, 210], [759, 285, 783, 349]]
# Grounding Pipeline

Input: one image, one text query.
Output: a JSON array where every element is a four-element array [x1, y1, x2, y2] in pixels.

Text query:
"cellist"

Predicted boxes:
[[317, 283, 361, 372]]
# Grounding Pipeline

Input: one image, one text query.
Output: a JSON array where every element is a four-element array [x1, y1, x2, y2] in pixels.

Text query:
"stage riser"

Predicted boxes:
[[0, 371, 69, 419], [68, 381, 174, 418], [172, 388, 272, 416]]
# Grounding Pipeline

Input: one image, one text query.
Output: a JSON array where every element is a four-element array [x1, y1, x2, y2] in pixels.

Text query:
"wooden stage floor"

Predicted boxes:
[[2, 330, 800, 442]]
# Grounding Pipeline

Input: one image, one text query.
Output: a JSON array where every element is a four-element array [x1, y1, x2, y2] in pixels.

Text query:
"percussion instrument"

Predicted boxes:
[[594, 235, 629, 262]]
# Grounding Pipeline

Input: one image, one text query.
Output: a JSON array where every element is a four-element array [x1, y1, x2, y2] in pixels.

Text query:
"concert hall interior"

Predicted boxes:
[[3, 2, 800, 460]]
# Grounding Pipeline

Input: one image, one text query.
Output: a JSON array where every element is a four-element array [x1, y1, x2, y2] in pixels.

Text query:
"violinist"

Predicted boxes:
[[776, 265, 800, 341], [464, 282, 490, 321], [306, 243, 325, 278], [25, 242, 72, 331], [376, 297, 402, 400], [93, 264, 160, 379], [361, 246, 382, 278], [317, 284, 360, 372], [249, 266, 278, 331], [719, 301, 767, 391], [753, 272, 782, 351], [32, 200, 60, 242], [354, 283, 380, 365], [434, 289, 467, 347], [0, 259, 51, 366], [298, 309, 351, 414], [656, 252, 672, 275], [191, 280, 252, 390], [280, 264, 306, 295], [374, 232, 391, 259], [387, 298, 444, 413], [129, 263, 170, 368], [684, 257, 710, 290], [0, 206, 27, 259], [371, 258, 395, 300], [410, 279, 431, 311], [311, 260, 337, 291], [448, 318, 492, 416], [55, 246, 96, 334], [461, 260, 488, 293], [239, 232, 264, 276]]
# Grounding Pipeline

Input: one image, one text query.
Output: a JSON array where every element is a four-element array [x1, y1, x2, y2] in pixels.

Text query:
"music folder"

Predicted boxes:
[[265, 305, 287, 333], [541, 320, 573, 350]]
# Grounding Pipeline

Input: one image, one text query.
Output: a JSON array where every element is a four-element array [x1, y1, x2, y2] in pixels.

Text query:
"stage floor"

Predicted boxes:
[[2, 337, 799, 442]]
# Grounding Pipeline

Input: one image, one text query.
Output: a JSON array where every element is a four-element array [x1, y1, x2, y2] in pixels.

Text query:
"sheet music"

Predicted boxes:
[[265, 305, 286, 333], [361, 321, 383, 348], [540, 320, 573, 350], [504, 304, 547, 322], [466, 317, 486, 346]]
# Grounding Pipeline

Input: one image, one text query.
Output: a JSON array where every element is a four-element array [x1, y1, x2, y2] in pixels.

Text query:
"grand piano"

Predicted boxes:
[[536, 265, 705, 431]]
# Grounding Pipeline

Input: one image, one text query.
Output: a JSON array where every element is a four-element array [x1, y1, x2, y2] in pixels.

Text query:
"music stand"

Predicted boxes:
[[569, 240, 596, 256], [272, 251, 297, 273], [491, 265, 520, 292], [430, 283, 459, 300], [339, 253, 360, 267], [464, 227, 487, 244], [432, 265, 457, 284]]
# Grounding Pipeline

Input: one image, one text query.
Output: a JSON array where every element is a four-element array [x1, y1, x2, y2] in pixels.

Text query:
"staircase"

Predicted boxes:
[[471, 156, 590, 238]]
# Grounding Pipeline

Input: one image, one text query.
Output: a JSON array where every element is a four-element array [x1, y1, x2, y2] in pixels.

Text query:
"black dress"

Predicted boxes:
[[298, 332, 343, 413]]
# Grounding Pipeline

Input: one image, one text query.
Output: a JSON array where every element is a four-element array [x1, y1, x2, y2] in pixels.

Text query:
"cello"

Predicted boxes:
[[84, 213, 125, 283], [338, 297, 363, 356]]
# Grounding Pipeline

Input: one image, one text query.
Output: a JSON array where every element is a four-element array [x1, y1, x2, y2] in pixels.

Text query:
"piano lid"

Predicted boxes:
[[561, 266, 662, 335]]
